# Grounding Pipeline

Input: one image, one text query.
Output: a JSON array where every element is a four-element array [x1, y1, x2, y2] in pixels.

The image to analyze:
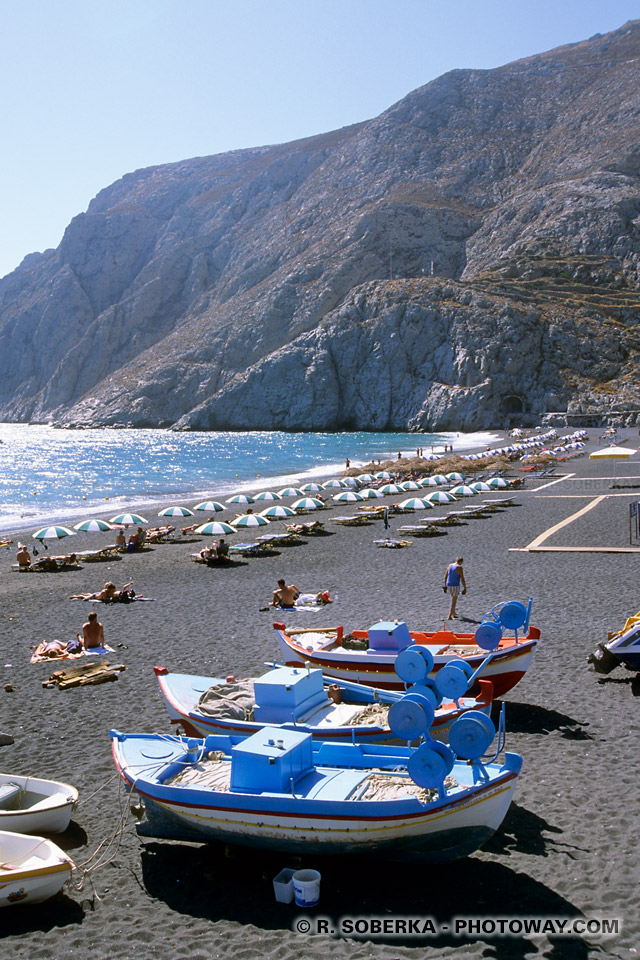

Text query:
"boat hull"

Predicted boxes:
[[0, 831, 73, 907], [0, 774, 78, 834], [274, 628, 538, 697]]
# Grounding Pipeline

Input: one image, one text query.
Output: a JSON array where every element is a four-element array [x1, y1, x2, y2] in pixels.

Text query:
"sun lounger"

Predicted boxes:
[[373, 538, 414, 548], [331, 515, 373, 526]]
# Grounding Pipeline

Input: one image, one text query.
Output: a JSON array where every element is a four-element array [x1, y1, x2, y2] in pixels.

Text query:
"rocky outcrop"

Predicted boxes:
[[1, 22, 640, 429]]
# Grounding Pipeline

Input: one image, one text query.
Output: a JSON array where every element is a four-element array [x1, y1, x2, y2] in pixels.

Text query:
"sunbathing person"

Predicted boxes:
[[199, 542, 218, 561], [78, 611, 105, 649], [115, 530, 126, 548], [70, 581, 119, 601], [271, 579, 301, 608], [16, 543, 31, 567]]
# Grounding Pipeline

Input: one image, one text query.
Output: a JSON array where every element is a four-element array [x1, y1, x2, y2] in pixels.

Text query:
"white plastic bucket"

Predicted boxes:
[[292, 869, 321, 907], [272, 867, 296, 903]]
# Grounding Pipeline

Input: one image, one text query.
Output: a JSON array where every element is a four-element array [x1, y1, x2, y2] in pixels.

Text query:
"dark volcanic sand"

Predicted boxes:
[[1, 429, 638, 960]]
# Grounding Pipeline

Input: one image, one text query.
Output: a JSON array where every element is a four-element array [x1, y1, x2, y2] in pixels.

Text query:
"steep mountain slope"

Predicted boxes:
[[1, 21, 639, 429]]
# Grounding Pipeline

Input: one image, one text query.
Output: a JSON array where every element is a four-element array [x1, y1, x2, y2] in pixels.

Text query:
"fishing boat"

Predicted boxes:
[[0, 774, 78, 834], [0, 830, 74, 906], [153, 664, 494, 744], [273, 599, 539, 696], [110, 709, 522, 862], [588, 613, 640, 674]]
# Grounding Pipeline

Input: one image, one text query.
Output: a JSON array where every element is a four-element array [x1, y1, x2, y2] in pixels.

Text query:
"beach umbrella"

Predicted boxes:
[[277, 487, 304, 498], [359, 488, 384, 499], [159, 505, 194, 517], [419, 477, 439, 487], [195, 521, 235, 536], [193, 500, 225, 512], [291, 497, 324, 511], [446, 472, 464, 482], [253, 491, 282, 501], [226, 494, 255, 505], [379, 483, 403, 495], [425, 491, 456, 504], [401, 480, 421, 491], [431, 475, 448, 485], [423, 453, 442, 461], [332, 490, 363, 502], [589, 444, 637, 479], [450, 484, 476, 497], [73, 518, 114, 532], [342, 476, 360, 487], [300, 482, 323, 492], [398, 497, 433, 511], [470, 482, 492, 492], [322, 479, 346, 488], [110, 513, 148, 525], [33, 525, 76, 540], [231, 513, 270, 527], [375, 471, 392, 479], [357, 474, 376, 482], [259, 505, 296, 519], [487, 477, 509, 488]]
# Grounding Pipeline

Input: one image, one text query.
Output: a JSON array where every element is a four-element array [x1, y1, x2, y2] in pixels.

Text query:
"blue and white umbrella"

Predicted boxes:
[[332, 490, 363, 502], [300, 482, 323, 493], [398, 497, 433, 511], [359, 488, 384, 499], [278, 487, 304, 498], [159, 505, 194, 517], [110, 513, 148, 526], [446, 473, 464, 482], [33, 525, 76, 540], [231, 513, 270, 527], [259, 505, 296, 519], [375, 471, 392, 480], [195, 521, 235, 536], [291, 497, 324, 511], [322, 479, 346, 489], [431, 475, 448, 485], [470, 481, 492, 492], [342, 477, 360, 488], [357, 474, 376, 482], [487, 477, 510, 488], [193, 501, 225, 513], [73, 518, 114, 533], [401, 480, 421, 491], [253, 491, 281, 501], [419, 477, 439, 487], [226, 494, 255, 505]]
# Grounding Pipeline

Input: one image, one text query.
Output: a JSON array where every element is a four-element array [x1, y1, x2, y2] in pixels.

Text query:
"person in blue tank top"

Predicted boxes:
[[443, 557, 466, 619]]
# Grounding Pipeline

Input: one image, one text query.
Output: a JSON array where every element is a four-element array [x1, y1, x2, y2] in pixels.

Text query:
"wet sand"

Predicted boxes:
[[1, 429, 638, 959]]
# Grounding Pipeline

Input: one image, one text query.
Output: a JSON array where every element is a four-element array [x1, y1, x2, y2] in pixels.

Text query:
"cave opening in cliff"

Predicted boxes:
[[502, 395, 524, 414]]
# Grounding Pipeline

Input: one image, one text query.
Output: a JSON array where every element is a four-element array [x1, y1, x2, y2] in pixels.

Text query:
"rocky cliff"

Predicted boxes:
[[1, 21, 640, 430]]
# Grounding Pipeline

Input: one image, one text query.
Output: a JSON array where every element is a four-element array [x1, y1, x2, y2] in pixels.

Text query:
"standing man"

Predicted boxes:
[[443, 557, 466, 619]]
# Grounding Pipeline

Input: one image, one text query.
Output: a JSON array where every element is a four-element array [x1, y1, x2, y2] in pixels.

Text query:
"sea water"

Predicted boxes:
[[0, 423, 500, 534]]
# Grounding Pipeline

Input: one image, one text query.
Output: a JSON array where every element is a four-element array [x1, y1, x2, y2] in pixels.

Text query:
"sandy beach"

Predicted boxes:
[[1, 428, 639, 960]]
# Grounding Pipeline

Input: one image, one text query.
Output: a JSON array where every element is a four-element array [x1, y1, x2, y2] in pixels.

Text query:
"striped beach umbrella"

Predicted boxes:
[[430, 475, 448, 485], [332, 490, 363, 502], [159, 505, 194, 517], [73, 518, 114, 532], [401, 480, 421, 491], [398, 497, 433, 511], [450, 484, 476, 497], [359, 488, 384, 499], [291, 497, 324, 511], [446, 473, 465, 482], [379, 483, 403, 495], [226, 494, 255, 505], [375, 471, 392, 480], [33, 525, 76, 540], [300, 482, 323, 493], [322, 479, 346, 489], [357, 474, 376, 482], [487, 477, 509, 488], [193, 501, 225, 512], [277, 487, 304, 498], [259, 505, 296, 519], [470, 482, 492, 492], [231, 513, 270, 527], [110, 513, 148, 526], [195, 521, 235, 536], [419, 477, 439, 487], [425, 491, 456, 504], [253, 491, 281, 501]]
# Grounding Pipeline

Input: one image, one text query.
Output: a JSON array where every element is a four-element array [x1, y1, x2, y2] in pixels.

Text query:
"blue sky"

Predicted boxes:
[[1, 1, 638, 279]]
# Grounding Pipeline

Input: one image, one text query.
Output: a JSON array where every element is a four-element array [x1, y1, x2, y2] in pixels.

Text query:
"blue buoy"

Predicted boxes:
[[406, 643, 434, 674], [388, 699, 429, 740], [498, 601, 528, 631], [408, 741, 455, 789], [395, 648, 428, 683], [434, 663, 468, 700], [475, 621, 502, 651], [449, 712, 495, 760]]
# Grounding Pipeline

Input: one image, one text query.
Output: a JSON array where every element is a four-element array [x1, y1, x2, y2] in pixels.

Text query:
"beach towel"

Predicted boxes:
[[70, 596, 156, 603], [31, 641, 114, 664]]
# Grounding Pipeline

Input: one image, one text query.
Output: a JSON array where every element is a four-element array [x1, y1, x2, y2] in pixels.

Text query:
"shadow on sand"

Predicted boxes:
[[494, 702, 593, 740]]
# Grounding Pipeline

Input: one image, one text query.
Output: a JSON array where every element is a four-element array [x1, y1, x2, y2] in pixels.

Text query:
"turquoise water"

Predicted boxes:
[[0, 424, 500, 534]]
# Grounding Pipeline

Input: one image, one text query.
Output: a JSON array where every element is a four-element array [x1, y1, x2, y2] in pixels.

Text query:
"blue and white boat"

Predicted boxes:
[[153, 663, 494, 744], [589, 613, 640, 673], [110, 707, 522, 863]]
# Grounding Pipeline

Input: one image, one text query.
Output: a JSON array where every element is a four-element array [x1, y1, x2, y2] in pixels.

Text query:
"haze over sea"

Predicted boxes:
[[0, 423, 500, 534]]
